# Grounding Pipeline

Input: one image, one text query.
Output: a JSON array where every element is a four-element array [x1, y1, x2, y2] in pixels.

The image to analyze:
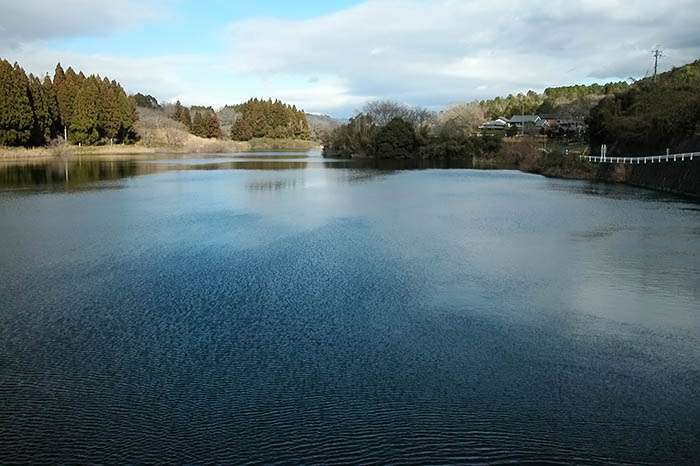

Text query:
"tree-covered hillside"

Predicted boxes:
[[479, 81, 629, 120], [587, 59, 700, 155]]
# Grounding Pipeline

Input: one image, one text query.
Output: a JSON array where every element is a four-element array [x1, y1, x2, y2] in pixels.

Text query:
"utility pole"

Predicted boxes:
[[652, 47, 663, 81]]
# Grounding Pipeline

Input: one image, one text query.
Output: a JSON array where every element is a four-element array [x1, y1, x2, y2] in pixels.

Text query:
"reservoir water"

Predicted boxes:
[[1, 150, 699, 464]]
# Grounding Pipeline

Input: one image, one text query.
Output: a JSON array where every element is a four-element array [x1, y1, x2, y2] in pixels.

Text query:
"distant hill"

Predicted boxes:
[[587, 58, 700, 155], [479, 82, 629, 120], [305, 113, 344, 140]]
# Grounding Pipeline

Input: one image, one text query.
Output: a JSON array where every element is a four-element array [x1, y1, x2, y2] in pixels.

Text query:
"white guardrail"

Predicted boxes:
[[580, 151, 698, 164]]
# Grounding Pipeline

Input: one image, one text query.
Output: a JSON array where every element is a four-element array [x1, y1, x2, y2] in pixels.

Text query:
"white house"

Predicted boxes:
[[479, 116, 511, 130]]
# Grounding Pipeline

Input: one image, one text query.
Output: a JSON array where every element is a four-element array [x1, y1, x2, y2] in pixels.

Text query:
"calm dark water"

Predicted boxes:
[[1, 150, 699, 465]]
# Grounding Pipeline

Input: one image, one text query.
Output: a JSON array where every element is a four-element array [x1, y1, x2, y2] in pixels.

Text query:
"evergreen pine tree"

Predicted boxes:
[[172, 100, 184, 122], [53, 63, 69, 137], [70, 78, 99, 145], [0, 61, 34, 146], [298, 111, 311, 140], [191, 112, 205, 138], [128, 94, 139, 141], [58, 67, 83, 138], [97, 77, 120, 141], [271, 100, 286, 134], [182, 107, 192, 131], [171, 101, 192, 131], [27, 74, 52, 145], [0, 60, 16, 145], [248, 99, 269, 138], [204, 112, 222, 138], [231, 119, 253, 141], [42, 74, 61, 139], [113, 81, 137, 142]]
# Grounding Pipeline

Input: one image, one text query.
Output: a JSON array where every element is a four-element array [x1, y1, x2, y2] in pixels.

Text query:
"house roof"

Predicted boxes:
[[480, 121, 508, 129], [509, 115, 540, 123], [540, 113, 575, 121]]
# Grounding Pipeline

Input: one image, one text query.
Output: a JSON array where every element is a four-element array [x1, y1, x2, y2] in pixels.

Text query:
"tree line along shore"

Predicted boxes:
[[321, 58, 700, 184], [0, 59, 321, 159], [2, 57, 699, 174]]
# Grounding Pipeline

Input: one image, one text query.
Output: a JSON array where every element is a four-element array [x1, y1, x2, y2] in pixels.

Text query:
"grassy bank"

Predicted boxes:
[[473, 137, 596, 179], [0, 137, 320, 161]]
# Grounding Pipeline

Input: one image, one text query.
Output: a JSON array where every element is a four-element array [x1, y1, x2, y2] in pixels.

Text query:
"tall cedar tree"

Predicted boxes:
[[42, 74, 61, 138], [114, 81, 138, 142], [53, 63, 68, 134], [191, 111, 222, 139], [0, 61, 34, 146], [62, 67, 83, 131], [171, 101, 191, 130], [204, 112, 222, 138], [27, 74, 54, 145], [191, 112, 204, 137], [70, 77, 99, 145], [182, 107, 192, 131], [98, 77, 120, 141], [231, 119, 253, 141]]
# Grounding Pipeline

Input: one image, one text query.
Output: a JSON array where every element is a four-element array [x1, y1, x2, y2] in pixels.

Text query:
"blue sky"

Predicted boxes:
[[47, 1, 362, 57], [1, 0, 699, 118]]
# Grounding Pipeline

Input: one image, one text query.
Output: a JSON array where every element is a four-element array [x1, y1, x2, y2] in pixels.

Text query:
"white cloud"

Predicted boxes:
[[2, 0, 699, 117], [273, 76, 371, 112], [222, 0, 700, 115], [0, 0, 164, 45]]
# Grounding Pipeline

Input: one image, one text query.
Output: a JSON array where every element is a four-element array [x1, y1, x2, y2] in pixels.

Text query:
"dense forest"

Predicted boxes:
[[169, 102, 223, 139], [133, 96, 312, 144], [230, 99, 310, 141], [479, 81, 630, 120], [0, 59, 138, 147], [588, 59, 700, 155]]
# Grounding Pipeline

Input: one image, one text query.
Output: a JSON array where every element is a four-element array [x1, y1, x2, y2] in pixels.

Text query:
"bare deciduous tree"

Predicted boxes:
[[429, 102, 484, 137], [362, 100, 433, 127], [134, 108, 189, 147]]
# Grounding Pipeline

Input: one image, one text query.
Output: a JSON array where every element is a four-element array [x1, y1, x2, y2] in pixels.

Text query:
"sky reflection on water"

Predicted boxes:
[[1, 150, 699, 464]]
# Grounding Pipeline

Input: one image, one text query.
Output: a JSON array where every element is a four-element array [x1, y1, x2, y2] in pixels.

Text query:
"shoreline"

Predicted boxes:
[[2, 142, 698, 201], [0, 138, 321, 162]]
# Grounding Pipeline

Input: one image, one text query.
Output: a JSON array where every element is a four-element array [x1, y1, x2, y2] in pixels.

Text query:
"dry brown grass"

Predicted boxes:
[[0, 146, 55, 160], [0, 137, 320, 162]]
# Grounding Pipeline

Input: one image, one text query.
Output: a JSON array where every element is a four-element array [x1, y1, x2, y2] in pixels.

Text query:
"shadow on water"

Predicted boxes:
[[0, 159, 150, 190], [0, 152, 474, 190]]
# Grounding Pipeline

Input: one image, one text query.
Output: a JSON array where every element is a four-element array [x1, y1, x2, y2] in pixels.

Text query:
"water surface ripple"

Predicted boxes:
[[1, 152, 699, 464]]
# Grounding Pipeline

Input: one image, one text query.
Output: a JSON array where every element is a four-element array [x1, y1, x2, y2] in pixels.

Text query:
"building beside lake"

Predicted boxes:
[[508, 115, 547, 131], [479, 116, 511, 130]]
